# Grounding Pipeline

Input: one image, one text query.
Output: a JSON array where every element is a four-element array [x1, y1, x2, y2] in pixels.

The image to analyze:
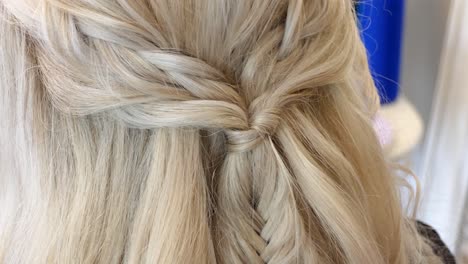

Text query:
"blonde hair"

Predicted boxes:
[[0, 0, 441, 263]]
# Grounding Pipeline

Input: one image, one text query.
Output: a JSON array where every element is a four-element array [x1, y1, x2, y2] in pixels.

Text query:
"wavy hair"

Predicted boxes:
[[0, 0, 441, 263]]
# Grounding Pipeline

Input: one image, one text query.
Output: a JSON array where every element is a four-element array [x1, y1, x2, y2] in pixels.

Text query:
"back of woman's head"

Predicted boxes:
[[0, 0, 441, 263]]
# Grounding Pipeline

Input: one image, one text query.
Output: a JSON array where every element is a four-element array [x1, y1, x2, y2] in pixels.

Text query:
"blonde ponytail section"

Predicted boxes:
[[0, 0, 442, 263]]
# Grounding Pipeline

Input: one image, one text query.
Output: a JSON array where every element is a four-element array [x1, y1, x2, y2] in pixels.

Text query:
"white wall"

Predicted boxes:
[[410, 0, 468, 253], [400, 0, 451, 125], [399, 0, 460, 249]]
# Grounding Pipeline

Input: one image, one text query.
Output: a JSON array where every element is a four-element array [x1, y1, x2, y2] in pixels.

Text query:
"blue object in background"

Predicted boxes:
[[356, 0, 405, 104]]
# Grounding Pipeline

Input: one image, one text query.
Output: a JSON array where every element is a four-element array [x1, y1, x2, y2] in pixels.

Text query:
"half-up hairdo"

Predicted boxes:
[[0, 0, 442, 263]]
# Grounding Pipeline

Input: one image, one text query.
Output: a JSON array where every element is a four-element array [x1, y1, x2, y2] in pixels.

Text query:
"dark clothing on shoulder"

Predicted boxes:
[[416, 221, 456, 264]]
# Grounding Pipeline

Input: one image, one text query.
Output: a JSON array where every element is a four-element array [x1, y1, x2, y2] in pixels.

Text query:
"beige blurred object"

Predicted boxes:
[[379, 96, 424, 160]]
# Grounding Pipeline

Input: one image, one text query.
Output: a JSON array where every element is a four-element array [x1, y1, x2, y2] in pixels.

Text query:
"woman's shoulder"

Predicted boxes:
[[416, 221, 457, 264]]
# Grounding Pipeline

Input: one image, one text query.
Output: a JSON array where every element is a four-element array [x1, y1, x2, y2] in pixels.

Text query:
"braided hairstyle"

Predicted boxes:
[[0, 0, 441, 263]]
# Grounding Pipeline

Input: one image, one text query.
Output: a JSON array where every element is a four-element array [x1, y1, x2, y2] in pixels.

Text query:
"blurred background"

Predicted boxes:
[[356, 0, 468, 262]]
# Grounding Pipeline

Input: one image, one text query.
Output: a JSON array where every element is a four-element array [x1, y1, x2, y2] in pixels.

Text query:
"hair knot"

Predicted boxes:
[[226, 106, 282, 152]]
